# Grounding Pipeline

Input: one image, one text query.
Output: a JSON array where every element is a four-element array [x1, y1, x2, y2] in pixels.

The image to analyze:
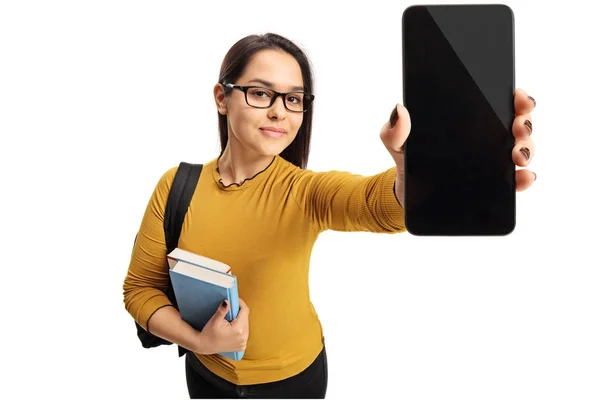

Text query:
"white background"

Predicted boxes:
[[1, 0, 598, 399]]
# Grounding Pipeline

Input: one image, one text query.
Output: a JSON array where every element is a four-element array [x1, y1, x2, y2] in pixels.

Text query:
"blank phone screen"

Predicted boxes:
[[402, 4, 516, 236]]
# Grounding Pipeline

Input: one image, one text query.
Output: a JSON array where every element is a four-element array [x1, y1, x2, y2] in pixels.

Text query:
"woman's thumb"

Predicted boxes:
[[380, 103, 411, 154], [215, 299, 230, 319]]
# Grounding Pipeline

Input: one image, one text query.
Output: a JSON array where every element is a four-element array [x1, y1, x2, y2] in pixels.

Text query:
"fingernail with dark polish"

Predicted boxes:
[[520, 147, 531, 160], [389, 105, 399, 128], [528, 95, 536, 108], [222, 301, 227, 308], [524, 119, 533, 134]]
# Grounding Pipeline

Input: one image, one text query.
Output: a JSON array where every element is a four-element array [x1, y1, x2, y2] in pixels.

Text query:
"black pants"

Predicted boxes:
[[185, 346, 328, 399]]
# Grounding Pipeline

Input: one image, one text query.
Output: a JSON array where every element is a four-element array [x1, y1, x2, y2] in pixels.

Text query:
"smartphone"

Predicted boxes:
[[402, 4, 516, 236]]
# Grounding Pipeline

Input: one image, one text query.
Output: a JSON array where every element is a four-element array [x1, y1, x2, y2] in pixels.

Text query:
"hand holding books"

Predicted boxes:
[[194, 298, 250, 355], [167, 247, 247, 361]]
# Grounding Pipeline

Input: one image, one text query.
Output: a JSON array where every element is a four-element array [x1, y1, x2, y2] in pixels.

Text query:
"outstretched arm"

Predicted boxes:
[[291, 165, 406, 233]]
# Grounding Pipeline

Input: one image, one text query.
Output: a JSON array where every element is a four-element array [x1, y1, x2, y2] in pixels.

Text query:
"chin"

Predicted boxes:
[[258, 143, 289, 157], [252, 137, 294, 157]]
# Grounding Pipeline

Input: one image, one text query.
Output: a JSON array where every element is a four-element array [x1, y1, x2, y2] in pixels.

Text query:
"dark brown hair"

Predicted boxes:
[[217, 33, 314, 169]]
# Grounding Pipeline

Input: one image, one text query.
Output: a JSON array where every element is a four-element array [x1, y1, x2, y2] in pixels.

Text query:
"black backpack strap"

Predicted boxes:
[[164, 162, 203, 357], [164, 162, 203, 254]]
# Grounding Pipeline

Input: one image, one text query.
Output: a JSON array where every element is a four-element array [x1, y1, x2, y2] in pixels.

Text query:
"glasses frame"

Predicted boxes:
[[223, 83, 314, 113]]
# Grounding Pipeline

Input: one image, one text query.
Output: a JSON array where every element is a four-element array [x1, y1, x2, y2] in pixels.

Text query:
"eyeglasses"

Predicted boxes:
[[223, 83, 314, 113]]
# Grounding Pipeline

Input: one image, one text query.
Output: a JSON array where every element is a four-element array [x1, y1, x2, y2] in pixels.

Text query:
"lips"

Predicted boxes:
[[260, 127, 286, 138]]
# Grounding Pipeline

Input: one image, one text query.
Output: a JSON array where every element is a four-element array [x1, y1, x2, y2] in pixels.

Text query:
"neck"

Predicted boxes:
[[217, 137, 275, 186]]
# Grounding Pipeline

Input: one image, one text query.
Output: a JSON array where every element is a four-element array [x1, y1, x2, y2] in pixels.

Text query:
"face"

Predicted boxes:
[[215, 49, 305, 158]]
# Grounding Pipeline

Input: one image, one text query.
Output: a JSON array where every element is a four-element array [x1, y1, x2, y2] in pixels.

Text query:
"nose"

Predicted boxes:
[[267, 94, 287, 119]]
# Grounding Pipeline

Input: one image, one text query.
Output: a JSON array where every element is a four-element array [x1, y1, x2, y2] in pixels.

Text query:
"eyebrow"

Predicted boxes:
[[247, 78, 305, 92]]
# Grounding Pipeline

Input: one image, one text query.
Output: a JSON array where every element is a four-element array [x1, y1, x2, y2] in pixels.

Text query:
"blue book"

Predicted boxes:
[[168, 259, 243, 361]]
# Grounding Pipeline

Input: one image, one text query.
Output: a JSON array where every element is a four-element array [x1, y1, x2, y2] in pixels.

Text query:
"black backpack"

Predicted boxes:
[[132, 162, 203, 358]]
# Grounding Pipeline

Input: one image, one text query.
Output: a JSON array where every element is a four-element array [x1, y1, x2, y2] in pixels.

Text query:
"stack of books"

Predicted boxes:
[[167, 248, 243, 361]]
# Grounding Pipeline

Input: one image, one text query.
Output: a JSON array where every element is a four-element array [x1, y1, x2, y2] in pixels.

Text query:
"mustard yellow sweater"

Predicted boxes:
[[123, 154, 406, 385]]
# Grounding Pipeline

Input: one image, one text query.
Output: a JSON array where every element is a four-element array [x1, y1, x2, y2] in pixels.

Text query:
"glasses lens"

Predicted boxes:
[[246, 87, 275, 108], [284, 93, 306, 112]]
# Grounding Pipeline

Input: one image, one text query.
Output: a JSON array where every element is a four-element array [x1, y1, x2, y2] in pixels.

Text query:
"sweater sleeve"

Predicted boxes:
[[122, 166, 178, 330], [291, 166, 406, 233]]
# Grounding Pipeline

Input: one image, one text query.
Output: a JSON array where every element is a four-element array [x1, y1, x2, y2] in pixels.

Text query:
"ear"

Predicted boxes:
[[214, 83, 228, 115]]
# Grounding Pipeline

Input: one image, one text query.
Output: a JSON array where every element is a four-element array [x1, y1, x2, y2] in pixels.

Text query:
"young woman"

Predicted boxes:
[[123, 33, 537, 399]]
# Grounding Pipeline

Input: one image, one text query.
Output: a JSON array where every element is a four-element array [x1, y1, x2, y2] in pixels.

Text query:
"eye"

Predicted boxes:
[[286, 95, 302, 104], [248, 88, 273, 98]]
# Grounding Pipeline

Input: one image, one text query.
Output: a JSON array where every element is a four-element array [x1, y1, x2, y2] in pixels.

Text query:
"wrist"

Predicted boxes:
[[191, 330, 211, 355]]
